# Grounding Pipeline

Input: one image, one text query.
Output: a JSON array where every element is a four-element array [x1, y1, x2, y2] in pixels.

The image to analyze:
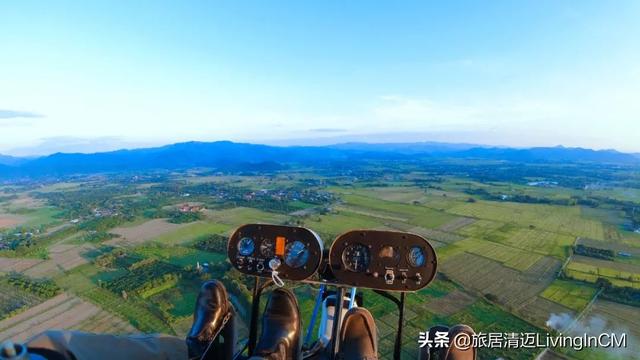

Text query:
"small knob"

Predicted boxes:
[[269, 258, 281, 270], [2, 342, 17, 357], [384, 271, 395, 284]]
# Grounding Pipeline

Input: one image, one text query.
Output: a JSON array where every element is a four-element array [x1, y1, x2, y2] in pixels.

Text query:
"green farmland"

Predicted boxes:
[[1, 160, 639, 359]]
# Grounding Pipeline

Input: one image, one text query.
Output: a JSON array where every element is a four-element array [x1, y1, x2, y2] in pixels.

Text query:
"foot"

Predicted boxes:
[[419, 325, 449, 360], [186, 280, 235, 359], [337, 308, 378, 360], [252, 288, 302, 360], [439, 325, 477, 360]]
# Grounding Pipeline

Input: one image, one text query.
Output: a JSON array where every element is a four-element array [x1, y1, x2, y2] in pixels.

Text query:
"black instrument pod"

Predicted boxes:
[[228, 224, 323, 281], [329, 230, 437, 291]]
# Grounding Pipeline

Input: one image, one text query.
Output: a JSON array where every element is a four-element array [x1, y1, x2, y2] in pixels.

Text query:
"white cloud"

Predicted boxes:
[[0, 109, 43, 119]]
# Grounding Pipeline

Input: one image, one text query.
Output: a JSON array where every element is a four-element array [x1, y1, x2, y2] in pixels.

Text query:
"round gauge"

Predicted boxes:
[[260, 238, 275, 258], [407, 246, 426, 267], [342, 243, 371, 273], [237, 237, 255, 256], [285, 241, 309, 268], [378, 245, 400, 267]]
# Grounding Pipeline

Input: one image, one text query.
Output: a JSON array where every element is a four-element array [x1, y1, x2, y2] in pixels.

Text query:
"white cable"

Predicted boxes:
[[271, 270, 285, 287], [269, 258, 285, 287]]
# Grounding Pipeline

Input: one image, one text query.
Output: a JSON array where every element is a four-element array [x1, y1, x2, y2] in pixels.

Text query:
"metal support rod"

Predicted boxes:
[[248, 277, 261, 355], [394, 292, 406, 360], [348, 287, 357, 309], [304, 284, 325, 346], [248, 277, 273, 355], [373, 290, 406, 360], [330, 287, 345, 359]]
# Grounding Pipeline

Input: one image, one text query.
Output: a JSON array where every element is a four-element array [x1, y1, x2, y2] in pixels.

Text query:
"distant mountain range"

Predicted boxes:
[[0, 141, 638, 179], [0, 154, 31, 166]]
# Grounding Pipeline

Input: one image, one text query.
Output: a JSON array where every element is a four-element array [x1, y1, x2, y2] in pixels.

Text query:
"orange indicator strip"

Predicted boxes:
[[275, 236, 286, 256]]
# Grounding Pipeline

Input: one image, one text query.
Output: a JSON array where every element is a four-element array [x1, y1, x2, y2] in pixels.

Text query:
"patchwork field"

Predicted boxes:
[[435, 237, 545, 271], [0, 293, 135, 343], [404, 226, 464, 248], [518, 296, 575, 329], [10, 207, 62, 228], [448, 201, 605, 239], [0, 257, 44, 273], [577, 237, 640, 253], [541, 279, 598, 312], [0, 213, 26, 229], [110, 219, 189, 246], [55, 267, 172, 334], [436, 216, 476, 232], [24, 243, 95, 277], [204, 207, 288, 225], [558, 299, 640, 360], [336, 205, 409, 222], [440, 252, 562, 325], [423, 289, 476, 316], [0, 282, 43, 321], [571, 255, 640, 275], [576, 237, 640, 265], [338, 193, 459, 229], [133, 245, 226, 268], [456, 219, 505, 237], [346, 186, 427, 203], [2, 195, 44, 210], [305, 212, 382, 242], [1, 167, 638, 360], [565, 255, 640, 288], [490, 227, 574, 259], [585, 299, 640, 339], [463, 238, 544, 271], [150, 221, 232, 245]]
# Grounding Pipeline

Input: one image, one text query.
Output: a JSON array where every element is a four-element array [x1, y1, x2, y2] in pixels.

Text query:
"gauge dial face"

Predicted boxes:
[[284, 240, 309, 268], [408, 246, 426, 267], [378, 245, 400, 267], [342, 243, 371, 273], [237, 237, 255, 256], [260, 238, 275, 258]]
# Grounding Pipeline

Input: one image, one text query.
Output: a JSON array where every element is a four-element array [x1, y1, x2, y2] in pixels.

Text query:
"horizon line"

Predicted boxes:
[[1, 138, 637, 158]]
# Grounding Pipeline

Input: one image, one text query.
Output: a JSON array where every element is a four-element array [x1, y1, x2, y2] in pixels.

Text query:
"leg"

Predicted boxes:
[[420, 324, 477, 360], [252, 288, 302, 360], [186, 280, 236, 359], [440, 325, 476, 360], [27, 330, 187, 360], [420, 325, 449, 360], [337, 307, 378, 360]]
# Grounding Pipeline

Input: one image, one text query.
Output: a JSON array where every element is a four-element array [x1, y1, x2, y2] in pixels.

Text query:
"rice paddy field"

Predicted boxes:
[[541, 279, 598, 312], [448, 201, 605, 239], [0, 292, 135, 343], [564, 256, 640, 289]]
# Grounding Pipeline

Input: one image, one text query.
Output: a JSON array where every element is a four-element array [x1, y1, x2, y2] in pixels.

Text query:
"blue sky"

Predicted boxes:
[[1, 1, 639, 155]]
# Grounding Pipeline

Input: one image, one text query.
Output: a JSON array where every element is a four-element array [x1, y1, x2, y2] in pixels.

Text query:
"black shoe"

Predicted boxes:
[[439, 325, 476, 360], [252, 288, 302, 360], [186, 280, 236, 359], [419, 325, 449, 360], [337, 308, 378, 360]]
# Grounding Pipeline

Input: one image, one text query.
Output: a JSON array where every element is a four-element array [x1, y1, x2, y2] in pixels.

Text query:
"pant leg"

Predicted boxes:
[[26, 330, 188, 360]]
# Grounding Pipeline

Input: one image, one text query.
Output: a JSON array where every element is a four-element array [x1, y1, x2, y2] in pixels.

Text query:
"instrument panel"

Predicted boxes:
[[228, 224, 324, 281], [328, 230, 437, 291]]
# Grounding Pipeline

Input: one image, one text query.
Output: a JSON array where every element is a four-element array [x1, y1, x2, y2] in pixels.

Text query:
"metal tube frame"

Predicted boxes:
[[245, 278, 408, 360]]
